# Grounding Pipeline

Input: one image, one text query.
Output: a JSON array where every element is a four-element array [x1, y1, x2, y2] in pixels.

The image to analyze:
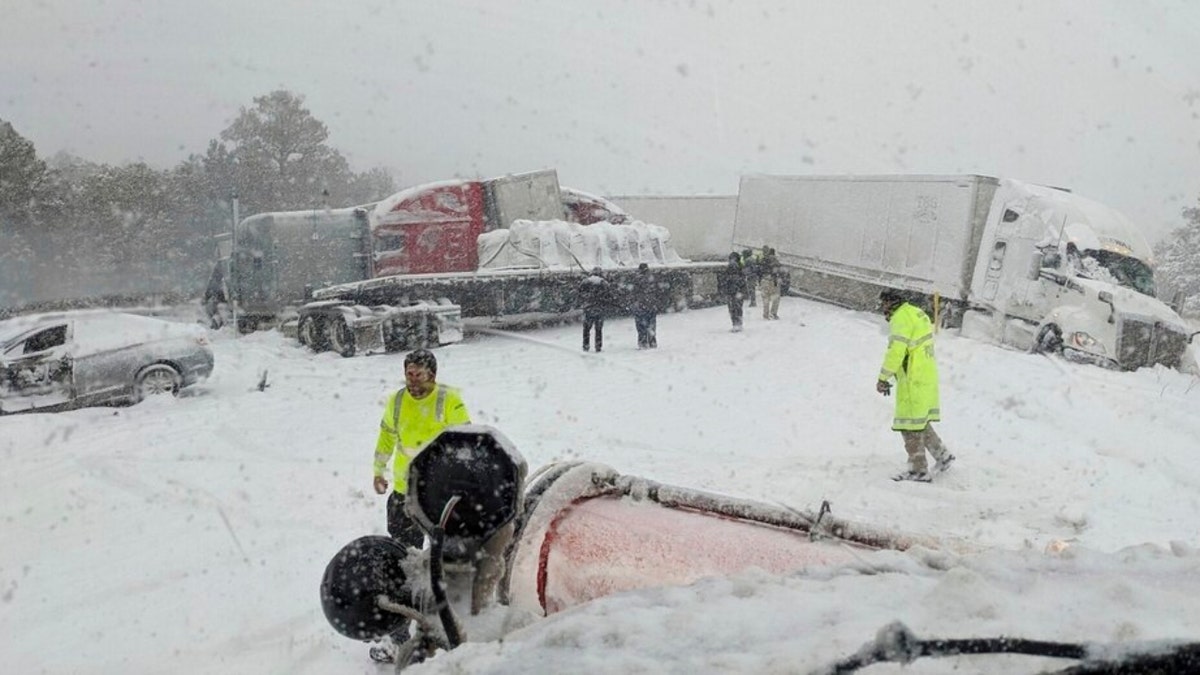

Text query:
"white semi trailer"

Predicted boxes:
[[732, 174, 1196, 372]]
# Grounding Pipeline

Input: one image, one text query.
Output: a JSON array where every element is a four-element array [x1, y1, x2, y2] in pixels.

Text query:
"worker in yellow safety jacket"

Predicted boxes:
[[876, 289, 956, 482], [373, 348, 471, 547]]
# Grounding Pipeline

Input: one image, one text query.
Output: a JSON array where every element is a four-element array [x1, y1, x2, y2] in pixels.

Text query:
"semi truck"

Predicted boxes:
[[732, 174, 1196, 372], [215, 170, 725, 356]]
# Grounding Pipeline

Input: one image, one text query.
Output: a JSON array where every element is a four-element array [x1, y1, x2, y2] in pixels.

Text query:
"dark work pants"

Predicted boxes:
[[387, 491, 424, 549], [583, 313, 604, 351], [634, 312, 657, 348], [727, 297, 743, 328]]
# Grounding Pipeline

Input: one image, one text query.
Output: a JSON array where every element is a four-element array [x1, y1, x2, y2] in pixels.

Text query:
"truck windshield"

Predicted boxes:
[[1072, 249, 1157, 297]]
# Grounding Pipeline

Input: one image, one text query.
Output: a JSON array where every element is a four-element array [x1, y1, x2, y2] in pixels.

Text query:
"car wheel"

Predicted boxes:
[[328, 317, 356, 358], [135, 364, 183, 401]]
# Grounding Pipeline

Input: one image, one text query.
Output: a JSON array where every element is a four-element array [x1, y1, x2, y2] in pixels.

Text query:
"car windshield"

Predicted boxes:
[[1070, 249, 1158, 298]]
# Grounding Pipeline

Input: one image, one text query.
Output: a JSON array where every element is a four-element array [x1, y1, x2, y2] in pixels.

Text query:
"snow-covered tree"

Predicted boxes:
[[0, 120, 50, 222], [215, 90, 373, 213], [1154, 201, 1200, 317], [1, 93, 394, 310], [0, 120, 51, 307]]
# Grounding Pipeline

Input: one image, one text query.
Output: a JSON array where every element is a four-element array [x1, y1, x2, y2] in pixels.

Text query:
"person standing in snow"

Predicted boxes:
[[875, 289, 955, 482], [369, 349, 506, 661], [373, 349, 471, 546], [758, 247, 783, 320], [630, 262, 660, 349], [741, 248, 760, 308], [578, 267, 610, 352], [718, 252, 746, 332]]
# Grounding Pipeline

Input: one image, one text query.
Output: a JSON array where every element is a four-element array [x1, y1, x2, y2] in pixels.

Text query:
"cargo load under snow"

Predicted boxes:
[[477, 219, 685, 271]]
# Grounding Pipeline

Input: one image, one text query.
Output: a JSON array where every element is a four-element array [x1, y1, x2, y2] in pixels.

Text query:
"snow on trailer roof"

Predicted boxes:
[[560, 186, 628, 215]]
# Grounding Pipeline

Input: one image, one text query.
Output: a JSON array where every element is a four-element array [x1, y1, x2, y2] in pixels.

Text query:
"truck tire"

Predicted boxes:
[[939, 303, 965, 330], [1034, 323, 1063, 354], [328, 317, 357, 358], [422, 322, 440, 348], [298, 316, 327, 352]]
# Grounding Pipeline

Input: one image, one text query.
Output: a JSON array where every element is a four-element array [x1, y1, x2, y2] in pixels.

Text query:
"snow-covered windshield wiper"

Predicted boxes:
[[814, 622, 1200, 674]]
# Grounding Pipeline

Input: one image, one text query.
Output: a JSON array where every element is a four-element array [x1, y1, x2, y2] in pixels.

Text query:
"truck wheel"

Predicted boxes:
[[1034, 324, 1063, 354], [422, 323, 441, 348], [135, 363, 182, 401], [939, 303, 965, 330], [298, 316, 327, 352], [328, 317, 357, 358]]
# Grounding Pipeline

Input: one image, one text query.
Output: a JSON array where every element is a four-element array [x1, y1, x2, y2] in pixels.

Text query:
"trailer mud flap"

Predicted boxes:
[[351, 320, 384, 353]]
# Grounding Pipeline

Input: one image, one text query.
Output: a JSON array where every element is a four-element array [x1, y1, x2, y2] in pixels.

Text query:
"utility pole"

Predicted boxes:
[[231, 191, 240, 337]]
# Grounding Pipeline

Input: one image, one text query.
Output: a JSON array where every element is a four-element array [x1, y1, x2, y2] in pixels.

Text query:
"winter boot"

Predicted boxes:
[[369, 643, 396, 664], [933, 454, 956, 474], [891, 469, 932, 483]]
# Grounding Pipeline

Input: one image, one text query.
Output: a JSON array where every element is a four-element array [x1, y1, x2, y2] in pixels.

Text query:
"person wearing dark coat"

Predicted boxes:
[[630, 262, 660, 349], [717, 252, 745, 332], [578, 267, 611, 352]]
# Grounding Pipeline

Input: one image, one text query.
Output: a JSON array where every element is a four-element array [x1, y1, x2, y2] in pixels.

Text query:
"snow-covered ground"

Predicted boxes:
[[4, 298, 1200, 674]]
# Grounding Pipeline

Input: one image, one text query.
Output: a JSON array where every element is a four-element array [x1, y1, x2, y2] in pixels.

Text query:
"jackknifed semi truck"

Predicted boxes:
[[732, 174, 1196, 372], [212, 170, 724, 356]]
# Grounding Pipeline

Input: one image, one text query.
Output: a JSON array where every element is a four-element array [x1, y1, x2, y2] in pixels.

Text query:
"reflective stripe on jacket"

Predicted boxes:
[[373, 384, 471, 493], [878, 303, 941, 431]]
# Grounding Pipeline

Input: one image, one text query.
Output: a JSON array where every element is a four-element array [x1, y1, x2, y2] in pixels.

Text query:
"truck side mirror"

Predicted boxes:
[[1026, 252, 1043, 280], [1170, 290, 1186, 315]]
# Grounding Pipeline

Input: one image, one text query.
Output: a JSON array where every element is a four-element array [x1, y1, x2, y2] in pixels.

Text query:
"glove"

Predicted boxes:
[[876, 380, 892, 396], [373, 475, 389, 494]]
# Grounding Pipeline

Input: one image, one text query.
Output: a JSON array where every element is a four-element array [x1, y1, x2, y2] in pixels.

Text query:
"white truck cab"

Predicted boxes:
[[968, 179, 1194, 371]]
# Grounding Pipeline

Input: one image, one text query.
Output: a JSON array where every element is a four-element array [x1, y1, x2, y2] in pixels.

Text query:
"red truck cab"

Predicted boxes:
[[370, 180, 487, 277]]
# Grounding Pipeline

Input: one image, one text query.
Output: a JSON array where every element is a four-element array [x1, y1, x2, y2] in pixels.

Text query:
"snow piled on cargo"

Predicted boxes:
[[479, 219, 686, 270]]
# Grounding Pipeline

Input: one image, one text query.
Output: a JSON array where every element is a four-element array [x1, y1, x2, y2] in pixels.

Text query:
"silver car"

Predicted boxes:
[[0, 310, 214, 414]]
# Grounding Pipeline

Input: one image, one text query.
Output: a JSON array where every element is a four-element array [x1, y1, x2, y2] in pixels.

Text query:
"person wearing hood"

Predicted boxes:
[[717, 252, 746, 332], [630, 262, 661, 349], [578, 267, 611, 352]]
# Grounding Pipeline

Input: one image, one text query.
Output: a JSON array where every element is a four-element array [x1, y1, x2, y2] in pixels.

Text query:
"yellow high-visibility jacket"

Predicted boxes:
[[373, 384, 471, 493], [878, 303, 941, 431]]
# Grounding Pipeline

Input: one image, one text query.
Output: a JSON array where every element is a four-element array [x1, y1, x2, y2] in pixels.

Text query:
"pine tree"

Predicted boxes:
[[1154, 201, 1200, 317]]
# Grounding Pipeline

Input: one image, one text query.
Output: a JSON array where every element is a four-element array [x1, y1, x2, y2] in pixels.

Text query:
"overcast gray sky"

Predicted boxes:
[[2, 0, 1198, 242]]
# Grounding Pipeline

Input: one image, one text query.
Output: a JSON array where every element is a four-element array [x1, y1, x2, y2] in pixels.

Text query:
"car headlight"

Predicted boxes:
[[1069, 331, 1105, 353]]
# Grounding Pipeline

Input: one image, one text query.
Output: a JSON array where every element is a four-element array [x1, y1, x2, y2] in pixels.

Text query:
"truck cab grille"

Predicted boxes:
[[1116, 318, 1188, 370]]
